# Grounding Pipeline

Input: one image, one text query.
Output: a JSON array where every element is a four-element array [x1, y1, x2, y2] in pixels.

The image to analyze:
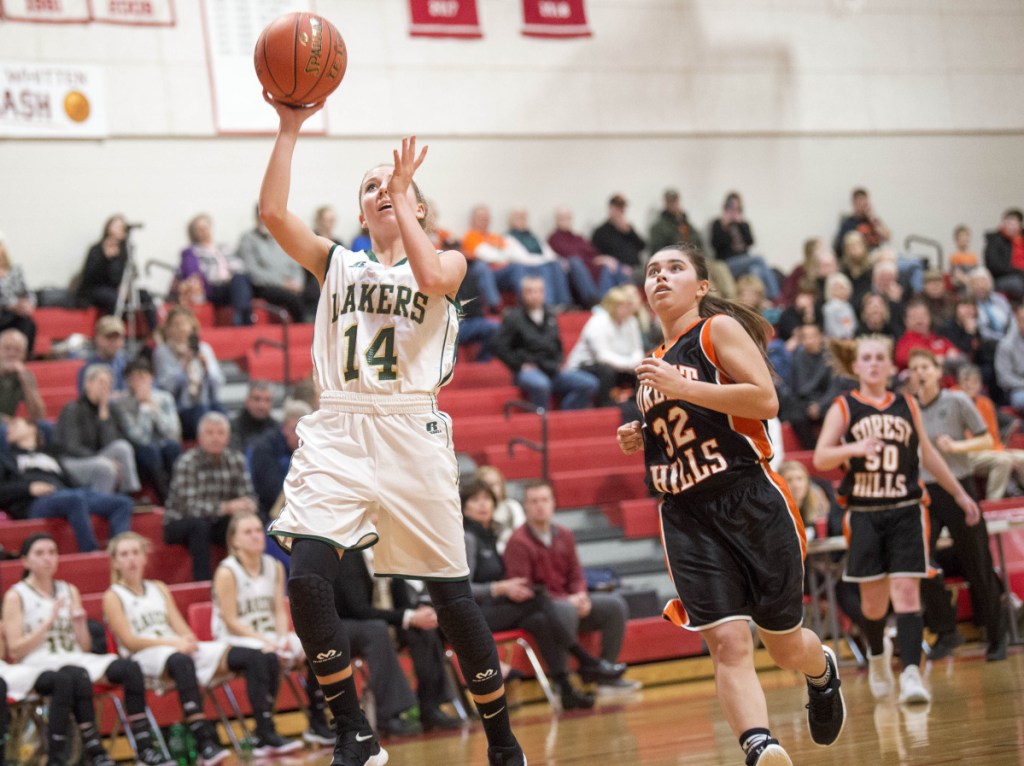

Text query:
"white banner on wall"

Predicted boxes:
[[0, 62, 107, 138], [91, 0, 176, 26], [200, 0, 325, 135], [0, 0, 90, 22]]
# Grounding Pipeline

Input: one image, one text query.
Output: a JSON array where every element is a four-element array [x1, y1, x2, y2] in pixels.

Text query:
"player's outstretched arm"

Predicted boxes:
[[388, 136, 466, 296], [259, 93, 333, 286]]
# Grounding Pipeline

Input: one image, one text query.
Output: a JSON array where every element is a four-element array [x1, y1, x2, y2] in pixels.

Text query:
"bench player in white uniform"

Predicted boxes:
[[1, 533, 168, 766], [103, 532, 300, 761], [212, 513, 332, 746], [1, 619, 118, 766], [260, 93, 526, 766]]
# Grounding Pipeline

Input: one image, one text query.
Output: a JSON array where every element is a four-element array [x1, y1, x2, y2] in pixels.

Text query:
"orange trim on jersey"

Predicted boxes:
[[699, 316, 721, 371], [656, 500, 690, 629], [851, 389, 895, 410], [834, 395, 851, 432], [652, 317, 706, 360], [920, 505, 939, 578], [842, 510, 851, 548], [764, 464, 807, 561]]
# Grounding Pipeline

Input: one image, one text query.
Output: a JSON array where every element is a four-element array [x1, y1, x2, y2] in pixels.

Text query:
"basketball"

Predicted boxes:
[[254, 12, 347, 107]]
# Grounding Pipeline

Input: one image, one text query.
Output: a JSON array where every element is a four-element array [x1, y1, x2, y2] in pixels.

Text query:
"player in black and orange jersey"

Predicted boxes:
[[617, 243, 844, 766], [813, 337, 980, 706]]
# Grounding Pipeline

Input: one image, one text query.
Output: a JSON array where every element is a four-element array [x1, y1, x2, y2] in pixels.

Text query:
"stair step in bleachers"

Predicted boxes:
[[614, 498, 660, 539], [556, 311, 590, 352], [438, 386, 523, 419], [453, 408, 621, 462], [549, 465, 648, 508], [0, 510, 166, 564], [33, 307, 99, 357], [26, 359, 83, 389], [243, 346, 314, 383], [445, 360, 512, 390], [481, 436, 642, 480], [202, 324, 316, 366], [0, 550, 109, 593]]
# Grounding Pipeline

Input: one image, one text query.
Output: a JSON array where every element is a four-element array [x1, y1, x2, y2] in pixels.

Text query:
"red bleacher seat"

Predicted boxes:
[[26, 359, 83, 389], [438, 386, 523, 419], [549, 465, 647, 507], [453, 408, 620, 462], [243, 346, 314, 383], [33, 308, 98, 357], [615, 498, 660, 539], [0, 551, 109, 594], [444, 360, 512, 390], [482, 436, 643, 480]]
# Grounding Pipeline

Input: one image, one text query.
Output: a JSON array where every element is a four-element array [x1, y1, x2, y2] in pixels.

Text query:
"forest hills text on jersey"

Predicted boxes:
[[849, 413, 914, 447], [330, 283, 430, 325]]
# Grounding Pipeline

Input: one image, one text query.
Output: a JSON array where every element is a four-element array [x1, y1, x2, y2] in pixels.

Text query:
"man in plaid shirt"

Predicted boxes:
[[163, 411, 257, 580]]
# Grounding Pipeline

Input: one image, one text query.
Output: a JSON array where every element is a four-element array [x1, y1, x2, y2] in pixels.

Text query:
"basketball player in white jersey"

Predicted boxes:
[[212, 513, 333, 746], [1, 534, 169, 766], [103, 532, 299, 761], [259, 93, 525, 766]]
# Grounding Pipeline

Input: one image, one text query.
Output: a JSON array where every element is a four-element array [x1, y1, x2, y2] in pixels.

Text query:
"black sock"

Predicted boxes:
[[739, 727, 773, 755], [129, 713, 153, 750], [863, 617, 887, 656], [305, 666, 328, 723], [569, 645, 600, 667], [165, 653, 203, 720], [895, 612, 924, 669], [226, 647, 276, 724]]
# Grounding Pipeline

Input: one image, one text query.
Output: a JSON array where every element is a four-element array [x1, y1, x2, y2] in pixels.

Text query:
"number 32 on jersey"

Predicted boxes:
[[648, 405, 729, 494]]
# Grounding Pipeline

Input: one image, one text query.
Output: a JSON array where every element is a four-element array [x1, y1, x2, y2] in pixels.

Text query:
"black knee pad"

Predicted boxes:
[[165, 653, 198, 685], [428, 580, 502, 695]]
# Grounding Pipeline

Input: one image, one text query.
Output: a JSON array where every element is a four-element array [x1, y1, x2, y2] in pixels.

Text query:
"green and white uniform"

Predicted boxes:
[[269, 245, 467, 579], [211, 555, 302, 661]]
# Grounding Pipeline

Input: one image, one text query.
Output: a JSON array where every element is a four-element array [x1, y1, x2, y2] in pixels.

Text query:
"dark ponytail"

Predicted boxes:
[[658, 243, 773, 357]]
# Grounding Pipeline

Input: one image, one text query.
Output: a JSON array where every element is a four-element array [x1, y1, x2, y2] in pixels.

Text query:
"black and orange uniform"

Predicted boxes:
[[833, 390, 933, 581], [637, 316, 806, 632]]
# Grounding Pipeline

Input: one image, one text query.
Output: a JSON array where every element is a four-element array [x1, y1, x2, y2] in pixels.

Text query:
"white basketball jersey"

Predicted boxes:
[[212, 555, 278, 640], [12, 580, 79, 662], [313, 246, 460, 395], [109, 581, 173, 654]]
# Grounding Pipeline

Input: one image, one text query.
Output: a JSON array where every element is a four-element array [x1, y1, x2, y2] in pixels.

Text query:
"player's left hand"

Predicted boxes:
[[957, 491, 981, 526], [388, 136, 427, 198], [617, 421, 643, 455], [636, 356, 686, 399]]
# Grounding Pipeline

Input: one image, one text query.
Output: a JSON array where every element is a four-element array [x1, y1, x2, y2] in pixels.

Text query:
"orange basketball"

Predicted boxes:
[[254, 12, 347, 107]]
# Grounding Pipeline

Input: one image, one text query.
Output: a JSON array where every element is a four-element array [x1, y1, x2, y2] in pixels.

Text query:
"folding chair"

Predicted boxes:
[[448, 629, 560, 713], [5, 693, 48, 766]]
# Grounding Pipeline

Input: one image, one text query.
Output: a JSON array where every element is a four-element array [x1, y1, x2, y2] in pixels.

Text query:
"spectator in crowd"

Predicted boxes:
[[949, 224, 979, 290], [306, 205, 344, 309], [775, 285, 822, 348], [57, 364, 141, 496], [0, 328, 45, 420], [833, 187, 891, 255], [455, 258, 499, 362], [870, 259, 904, 321], [909, 349, 1008, 662], [996, 303, 1024, 410], [113, 358, 181, 504], [153, 306, 225, 441], [959, 364, 1022, 501], [856, 292, 900, 338], [462, 205, 552, 308], [781, 238, 830, 305], [894, 299, 960, 370], [2, 534, 167, 766], [940, 300, 982, 363], [504, 480, 639, 694], [163, 412, 257, 581], [473, 466, 526, 555], [460, 479, 624, 709], [104, 531, 288, 763], [177, 213, 254, 326], [921, 269, 956, 327], [839, 231, 874, 311], [970, 266, 1013, 342], [76, 315, 129, 395], [590, 194, 646, 275], [564, 286, 645, 408], [211, 513, 333, 747], [289, 373, 320, 412], [822, 273, 856, 340], [507, 209, 583, 309], [0, 230, 37, 355], [782, 324, 838, 450], [492, 276, 599, 411], [778, 460, 834, 539], [710, 191, 779, 300], [0, 418, 133, 552], [548, 206, 632, 298], [248, 399, 310, 520], [334, 543, 463, 735], [237, 204, 309, 322], [230, 381, 278, 453], [76, 214, 157, 333], [984, 208, 1024, 300], [648, 188, 704, 255]]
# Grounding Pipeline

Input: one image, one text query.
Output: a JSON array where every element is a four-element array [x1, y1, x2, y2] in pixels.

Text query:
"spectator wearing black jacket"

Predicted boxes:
[[984, 208, 1024, 300], [76, 214, 157, 332], [247, 399, 310, 520], [229, 381, 278, 453], [492, 276, 598, 411], [781, 324, 839, 450], [590, 194, 645, 272], [0, 417, 132, 551]]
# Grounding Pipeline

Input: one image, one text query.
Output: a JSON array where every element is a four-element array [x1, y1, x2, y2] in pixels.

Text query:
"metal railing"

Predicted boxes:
[[503, 399, 549, 482], [903, 234, 944, 272]]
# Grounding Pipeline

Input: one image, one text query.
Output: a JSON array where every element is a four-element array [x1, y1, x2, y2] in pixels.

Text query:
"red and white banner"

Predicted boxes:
[[1, 0, 90, 23], [91, 0, 175, 26], [408, 0, 482, 39], [521, 0, 591, 38]]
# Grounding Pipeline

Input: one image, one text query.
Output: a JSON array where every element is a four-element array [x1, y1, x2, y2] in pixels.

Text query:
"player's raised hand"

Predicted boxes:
[[263, 89, 325, 131], [388, 135, 427, 198], [617, 421, 643, 455]]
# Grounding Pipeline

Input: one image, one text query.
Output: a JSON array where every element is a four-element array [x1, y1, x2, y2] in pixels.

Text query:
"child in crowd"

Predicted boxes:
[[949, 225, 979, 290], [822, 273, 856, 339]]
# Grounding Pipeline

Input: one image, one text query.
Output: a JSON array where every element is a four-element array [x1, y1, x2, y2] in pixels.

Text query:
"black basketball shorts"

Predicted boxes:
[[843, 503, 932, 582], [659, 466, 806, 634]]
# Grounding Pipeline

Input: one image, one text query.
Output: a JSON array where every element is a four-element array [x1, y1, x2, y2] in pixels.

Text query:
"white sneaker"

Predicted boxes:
[[867, 635, 895, 699], [897, 665, 931, 705]]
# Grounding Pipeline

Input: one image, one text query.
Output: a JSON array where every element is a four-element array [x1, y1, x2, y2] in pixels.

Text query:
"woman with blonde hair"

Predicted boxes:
[[104, 531, 298, 760], [777, 461, 832, 539], [211, 512, 333, 746], [152, 306, 224, 440], [0, 230, 37, 355], [565, 285, 646, 406]]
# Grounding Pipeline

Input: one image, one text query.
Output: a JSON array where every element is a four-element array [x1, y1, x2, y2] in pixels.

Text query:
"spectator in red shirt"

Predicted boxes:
[[984, 208, 1024, 300], [503, 480, 639, 694], [894, 299, 960, 371]]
